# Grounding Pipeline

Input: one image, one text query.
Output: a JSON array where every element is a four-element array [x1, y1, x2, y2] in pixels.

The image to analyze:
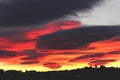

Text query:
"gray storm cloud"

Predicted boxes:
[[0, 0, 102, 27]]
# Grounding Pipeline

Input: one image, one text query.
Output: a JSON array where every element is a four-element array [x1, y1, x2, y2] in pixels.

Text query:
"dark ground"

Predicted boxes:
[[0, 66, 120, 80]]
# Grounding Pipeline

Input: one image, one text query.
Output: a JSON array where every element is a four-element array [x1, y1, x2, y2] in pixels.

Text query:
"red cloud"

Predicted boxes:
[[47, 20, 81, 30], [43, 62, 62, 69], [27, 20, 82, 39]]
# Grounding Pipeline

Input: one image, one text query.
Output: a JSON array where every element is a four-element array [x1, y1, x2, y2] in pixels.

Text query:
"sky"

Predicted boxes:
[[80, 0, 120, 25], [0, 0, 120, 72]]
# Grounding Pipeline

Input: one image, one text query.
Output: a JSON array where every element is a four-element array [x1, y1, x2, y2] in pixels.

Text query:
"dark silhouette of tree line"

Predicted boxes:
[[0, 66, 120, 80]]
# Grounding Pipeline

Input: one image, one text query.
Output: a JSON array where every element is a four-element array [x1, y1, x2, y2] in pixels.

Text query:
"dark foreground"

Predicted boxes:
[[0, 66, 120, 80]]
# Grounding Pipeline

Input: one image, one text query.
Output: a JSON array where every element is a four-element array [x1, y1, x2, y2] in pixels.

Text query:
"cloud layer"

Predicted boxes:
[[0, 21, 119, 70]]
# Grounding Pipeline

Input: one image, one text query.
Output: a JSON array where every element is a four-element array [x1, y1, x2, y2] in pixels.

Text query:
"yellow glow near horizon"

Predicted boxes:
[[0, 61, 120, 72]]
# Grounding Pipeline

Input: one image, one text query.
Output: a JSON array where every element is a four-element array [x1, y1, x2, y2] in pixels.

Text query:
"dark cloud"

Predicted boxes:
[[107, 50, 120, 54], [43, 62, 62, 69], [20, 49, 46, 61], [69, 53, 104, 62], [21, 55, 40, 60], [0, 30, 35, 42], [89, 59, 117, 66], [0, 0, 102, 27], [52, 58, 71, 61], [20, 61, 39, 65], [113, 36, 120, 41], [37, 26, 120, 50], [20, 49, 37, 56], [20, 49, 47, 61], [20, 54, 45, 61], [0, 30, 26, 38], [0, 50, 18, 58]]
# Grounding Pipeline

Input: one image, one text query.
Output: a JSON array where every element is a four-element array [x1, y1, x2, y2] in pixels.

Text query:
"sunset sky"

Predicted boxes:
[[0, 0, 120, 72]]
